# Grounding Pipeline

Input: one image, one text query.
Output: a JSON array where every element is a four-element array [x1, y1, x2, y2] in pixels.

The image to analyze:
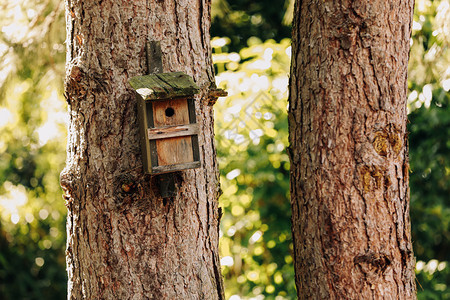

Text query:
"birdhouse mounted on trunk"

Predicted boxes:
[[129, 72, 201, 174]]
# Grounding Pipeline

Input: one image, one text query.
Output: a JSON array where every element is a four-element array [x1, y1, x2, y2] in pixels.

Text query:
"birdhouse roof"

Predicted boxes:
[[129, 72, 200, 100]]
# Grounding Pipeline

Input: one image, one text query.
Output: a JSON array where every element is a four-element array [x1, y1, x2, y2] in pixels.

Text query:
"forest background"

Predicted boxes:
[[0, 0, 448, 299]]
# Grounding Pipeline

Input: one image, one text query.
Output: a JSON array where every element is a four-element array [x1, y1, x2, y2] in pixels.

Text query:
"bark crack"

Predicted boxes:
[[367, 46, 384, 110]]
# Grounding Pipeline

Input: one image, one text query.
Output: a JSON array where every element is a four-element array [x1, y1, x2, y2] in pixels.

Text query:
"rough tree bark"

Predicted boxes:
[[60, 1, 224, 299], [288, 0, 416, 298]]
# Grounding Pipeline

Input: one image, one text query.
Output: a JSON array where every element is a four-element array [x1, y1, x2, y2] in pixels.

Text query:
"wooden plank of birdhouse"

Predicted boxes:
[[147, 124, 199, 140], [156, 136, 194, 166], [128, 72, 200, 100], [191, 135, 200, 162], [151, 98, 193, 167], [146, 41, 163, 74], [149, 139, 159, 168], [186, 98, 200, 163], [136, 96, 152, 173], [145, 102, 154, 127], [155, 72, 200, 95], [129, 75, 169, 99], [152, 161, 201, 174], [187, 98, 197, 124]]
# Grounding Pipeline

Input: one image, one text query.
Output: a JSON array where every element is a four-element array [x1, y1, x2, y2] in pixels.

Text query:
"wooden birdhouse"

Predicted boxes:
[[129, 72, 201, 174]]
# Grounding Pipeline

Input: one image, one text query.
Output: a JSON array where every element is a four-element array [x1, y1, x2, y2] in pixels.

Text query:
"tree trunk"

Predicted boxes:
[[60, 1, 224, 299], [288, 0, 416, 298]]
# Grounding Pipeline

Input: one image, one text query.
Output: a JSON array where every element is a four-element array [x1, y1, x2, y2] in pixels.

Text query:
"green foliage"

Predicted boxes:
[[0, 1, 67, 298], [213, 38, 295, 299], [211, 0, 292, 51], [0, 214, 66, 299], [415, 260, 450, 299]]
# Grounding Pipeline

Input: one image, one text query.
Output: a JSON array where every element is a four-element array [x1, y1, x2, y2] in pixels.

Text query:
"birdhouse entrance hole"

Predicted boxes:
[[165, 107, 175, 117]]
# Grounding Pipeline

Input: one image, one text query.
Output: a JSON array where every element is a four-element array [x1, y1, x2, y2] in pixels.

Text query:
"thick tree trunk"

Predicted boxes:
[[60, 1, 223, 299], [288, 0, 416, 299]]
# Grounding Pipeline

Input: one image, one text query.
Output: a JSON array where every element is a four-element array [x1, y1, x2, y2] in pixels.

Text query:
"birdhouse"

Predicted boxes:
[[129, 72, 201, 174]]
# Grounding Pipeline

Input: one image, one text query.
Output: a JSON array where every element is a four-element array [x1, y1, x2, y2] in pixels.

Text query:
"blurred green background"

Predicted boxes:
[[0, 0, 448, 299]]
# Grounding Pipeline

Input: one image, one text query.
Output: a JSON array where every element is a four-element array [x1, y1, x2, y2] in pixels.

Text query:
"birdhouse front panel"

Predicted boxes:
[[129, 72, 201, 174], [152, 98, 195, 167]]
